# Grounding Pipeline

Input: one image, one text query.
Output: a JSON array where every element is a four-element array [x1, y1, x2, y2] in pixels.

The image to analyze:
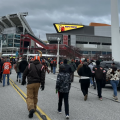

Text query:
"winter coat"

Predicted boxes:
[[93, 65, 106, 81], [64, 63, 72, 74], [56, 72, 71, 93], [16, 60, 21, 73], [19, 60, 28, 73], [78, 64, 92, 78], [22, 60, 45, 85], [106, 68, 120, 81]]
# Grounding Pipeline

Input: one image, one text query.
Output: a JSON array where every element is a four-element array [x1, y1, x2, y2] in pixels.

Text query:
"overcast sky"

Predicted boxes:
[[0, 0, 120, 41]]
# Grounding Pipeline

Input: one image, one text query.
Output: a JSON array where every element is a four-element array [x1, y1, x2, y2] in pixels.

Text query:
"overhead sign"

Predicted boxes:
[[63, 35, 68, 46], [54, 23, 84, 33]]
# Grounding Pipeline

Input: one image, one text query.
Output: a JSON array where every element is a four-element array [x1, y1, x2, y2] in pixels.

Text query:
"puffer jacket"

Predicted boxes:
[[106, 68, 120, 81], [56, 72, 71, 93], [22, 60, 45, 85]]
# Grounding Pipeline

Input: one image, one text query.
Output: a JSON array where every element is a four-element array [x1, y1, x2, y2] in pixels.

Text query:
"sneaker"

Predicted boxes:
[[84, 94, 87, 101], [113, 95, 115, 99], [16, 79, 18, 82], [114, 97, 118, 102], [58, 110, 62, 114], [19, 80, 21, 83], [66, 115, 69, 119], [28, 109, 35, 118], [100, 97, 102, 101]]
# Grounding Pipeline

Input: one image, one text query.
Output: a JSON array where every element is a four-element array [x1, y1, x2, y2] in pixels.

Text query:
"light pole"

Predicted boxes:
[[27, 46, 29, 62], [57, 37, 60, 71]]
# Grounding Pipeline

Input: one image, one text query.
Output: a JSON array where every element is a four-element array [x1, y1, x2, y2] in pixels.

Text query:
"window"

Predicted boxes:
[[89, 42, 100, 45], [8, 34, 13, 39], [8, 39, 13, 43], [92, 51, 97, 54], [102, 43, 111, 45], [76, 41, 88, 44], [107, 52, 111, 55], [8, 43, 13, 47], [15, 34, 20, 39], [14, 39, 20, 43], [0, 35, 2, 40], [80, 51, 88, 54], [102, 52, 106, 55], [14, 44, 20, 47]]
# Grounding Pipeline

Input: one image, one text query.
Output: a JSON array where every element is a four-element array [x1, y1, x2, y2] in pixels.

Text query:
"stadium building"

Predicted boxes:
[[46, 22, 112, 58], [0, 12, 114, 59]]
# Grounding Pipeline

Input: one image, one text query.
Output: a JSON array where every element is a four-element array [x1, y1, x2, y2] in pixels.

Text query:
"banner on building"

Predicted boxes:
[[63, 35, 68, 46], [54, 23, 84, 33]]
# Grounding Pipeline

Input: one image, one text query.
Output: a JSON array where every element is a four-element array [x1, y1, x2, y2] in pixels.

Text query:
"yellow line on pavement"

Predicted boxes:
[[10, 80, 42, 120], [10, 79, 51, 120]]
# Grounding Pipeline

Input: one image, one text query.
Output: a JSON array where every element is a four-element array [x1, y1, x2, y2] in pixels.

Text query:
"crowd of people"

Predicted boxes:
[[0, 55, 120, 119]]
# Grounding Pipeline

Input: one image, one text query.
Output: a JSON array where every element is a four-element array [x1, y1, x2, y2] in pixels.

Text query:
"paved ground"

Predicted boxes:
[[0, 69, 120, 120]]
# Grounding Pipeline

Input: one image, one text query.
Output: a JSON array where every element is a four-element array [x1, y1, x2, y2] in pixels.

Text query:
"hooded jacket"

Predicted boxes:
[[56, 70, 71, 93], [22, 60, 45, 85], [19, 59, 28, 73]]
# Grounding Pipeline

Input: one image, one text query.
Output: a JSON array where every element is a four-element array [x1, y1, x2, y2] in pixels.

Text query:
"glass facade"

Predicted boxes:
[[0, 34, 21, 47]]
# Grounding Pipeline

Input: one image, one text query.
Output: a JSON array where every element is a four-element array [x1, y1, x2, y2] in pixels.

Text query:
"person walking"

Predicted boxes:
[[2, 59, 12, 87], [15, 58, 22, 83], [50, 60, 53, 73], [19, 57, 28, 83], [106, 63, 120, 102], [56, 64, 71, 119], [22, 55, 45, 118], [88, 61, 95, 86], [69, 59, 76, 82], [77, 60, 92, 101], [93, 60, 106, 101], [52, 58, 57, 74]]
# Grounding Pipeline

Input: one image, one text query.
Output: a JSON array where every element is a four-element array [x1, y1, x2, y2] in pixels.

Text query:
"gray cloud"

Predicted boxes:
[[0, 0, 120, 40]]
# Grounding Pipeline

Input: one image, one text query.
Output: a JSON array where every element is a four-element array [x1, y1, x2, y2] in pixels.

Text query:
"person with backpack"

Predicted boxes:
[[21, 55, 45, 118], [106, 63, 120, 102], [93, 60, 106, 101], [56, 64, 71, 119], [77, 60, 92, 101], [69, 59, 76, 82]]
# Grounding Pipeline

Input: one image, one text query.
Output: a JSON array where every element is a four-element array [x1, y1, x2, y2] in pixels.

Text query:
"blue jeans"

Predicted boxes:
[[21, 73, 23, 82], [3, 74, 10, 86], [53, 67, 56, 74], [90, 77, 93, 85], [17, 72, 21, 79], [110, 80, 119, 96]]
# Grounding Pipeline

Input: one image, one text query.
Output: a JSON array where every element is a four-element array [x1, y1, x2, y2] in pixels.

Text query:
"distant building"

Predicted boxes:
[[46, 22, 113, 58]]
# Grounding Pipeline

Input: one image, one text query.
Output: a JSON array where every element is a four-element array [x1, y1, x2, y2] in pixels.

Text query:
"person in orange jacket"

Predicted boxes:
[[2, 58, 12, 87]]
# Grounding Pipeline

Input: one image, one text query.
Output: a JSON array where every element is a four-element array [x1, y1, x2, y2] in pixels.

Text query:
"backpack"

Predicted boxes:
[[69, 63, 76, 72], [94, 66, 105, 80]]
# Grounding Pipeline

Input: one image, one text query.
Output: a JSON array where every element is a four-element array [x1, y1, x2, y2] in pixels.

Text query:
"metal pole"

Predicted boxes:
[[57, 38, 60, 71], [27, 46, 29, 62]]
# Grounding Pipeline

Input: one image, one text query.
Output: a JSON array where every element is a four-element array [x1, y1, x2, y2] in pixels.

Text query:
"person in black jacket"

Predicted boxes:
[[22, 57, 45, 118], [56, 64, 71, 119], [93, 60, 106, 101], [78, 61, 92, 101], [19, 57, 28, 83]]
